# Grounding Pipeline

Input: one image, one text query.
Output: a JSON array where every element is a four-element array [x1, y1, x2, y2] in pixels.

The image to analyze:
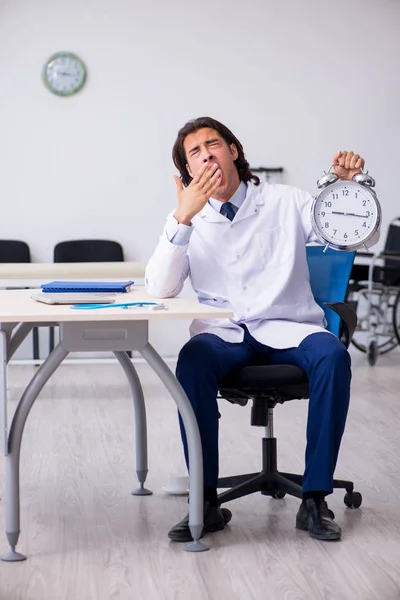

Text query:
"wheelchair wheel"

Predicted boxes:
[[350, 288, 398, 355], [392, 289, 400, 345], [368, 340, 378, 365]]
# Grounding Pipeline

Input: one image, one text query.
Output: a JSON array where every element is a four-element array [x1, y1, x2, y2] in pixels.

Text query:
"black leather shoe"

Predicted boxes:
[[296, 499, 341, 541], [168, 502, 232, 542]]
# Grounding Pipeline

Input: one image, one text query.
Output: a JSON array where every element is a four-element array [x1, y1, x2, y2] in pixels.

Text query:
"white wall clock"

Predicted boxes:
[[42, 52, 87, 97]]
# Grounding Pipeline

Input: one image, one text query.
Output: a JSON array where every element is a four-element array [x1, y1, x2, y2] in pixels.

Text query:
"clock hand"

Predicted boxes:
[[331, 211, 368, 218]]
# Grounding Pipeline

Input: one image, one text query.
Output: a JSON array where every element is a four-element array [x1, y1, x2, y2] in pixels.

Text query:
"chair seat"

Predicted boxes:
[[219, 364, 309, 401]]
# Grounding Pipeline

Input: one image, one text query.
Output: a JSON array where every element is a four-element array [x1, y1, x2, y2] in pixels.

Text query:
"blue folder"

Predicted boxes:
[[41, 280, 134, 293]]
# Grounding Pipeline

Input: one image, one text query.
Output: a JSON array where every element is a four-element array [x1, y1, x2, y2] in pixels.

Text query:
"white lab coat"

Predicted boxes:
[[146, 181, 341, 349]]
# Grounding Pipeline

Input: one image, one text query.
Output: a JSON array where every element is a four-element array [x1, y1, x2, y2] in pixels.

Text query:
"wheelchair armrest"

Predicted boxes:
[[355, 251, 374, 258], [378, 251, 400, 259], [324, 301, 357, 346]]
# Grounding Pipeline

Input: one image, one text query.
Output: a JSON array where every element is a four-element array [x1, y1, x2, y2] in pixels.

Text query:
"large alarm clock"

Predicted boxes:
[[311, 165, 381, 251]]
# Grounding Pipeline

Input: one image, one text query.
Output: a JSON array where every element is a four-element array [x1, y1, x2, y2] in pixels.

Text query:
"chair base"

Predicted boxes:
[[217, 437, 355, 505]]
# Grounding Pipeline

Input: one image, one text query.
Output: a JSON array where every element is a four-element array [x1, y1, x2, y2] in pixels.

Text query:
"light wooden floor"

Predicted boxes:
[[1, 348, 400, 600]]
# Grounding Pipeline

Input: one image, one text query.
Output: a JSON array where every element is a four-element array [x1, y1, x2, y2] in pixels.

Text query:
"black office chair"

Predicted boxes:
[[0, 240, 40, 360], [49, 239, 125, 353], [217, 246, 362, 510]]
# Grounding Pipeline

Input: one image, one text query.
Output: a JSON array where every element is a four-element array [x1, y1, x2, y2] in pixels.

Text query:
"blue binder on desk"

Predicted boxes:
[[41, 280, 134, 293]]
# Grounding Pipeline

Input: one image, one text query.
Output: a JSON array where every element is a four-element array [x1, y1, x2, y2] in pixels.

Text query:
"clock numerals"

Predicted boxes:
[[325, 201, 332, 207], [325, 222, 329, 228], [355, 230, 359, 236], [342, 189, 349, 196]]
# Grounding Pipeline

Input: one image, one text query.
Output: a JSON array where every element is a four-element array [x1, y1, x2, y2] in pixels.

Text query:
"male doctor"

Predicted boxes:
[[146, 116, 368, 543]]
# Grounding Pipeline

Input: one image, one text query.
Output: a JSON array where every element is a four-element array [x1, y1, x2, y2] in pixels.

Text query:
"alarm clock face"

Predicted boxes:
[[312, 180, 380, 250]]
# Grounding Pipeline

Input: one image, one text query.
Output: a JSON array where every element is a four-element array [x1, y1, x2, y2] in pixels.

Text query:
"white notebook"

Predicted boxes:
[[31, 293, 116, 305]]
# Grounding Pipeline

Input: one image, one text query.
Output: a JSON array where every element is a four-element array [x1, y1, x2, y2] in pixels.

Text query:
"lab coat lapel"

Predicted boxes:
[[231, 182, 265, 225], [199, 181, 265, 224], [198, 202, 227, 223]]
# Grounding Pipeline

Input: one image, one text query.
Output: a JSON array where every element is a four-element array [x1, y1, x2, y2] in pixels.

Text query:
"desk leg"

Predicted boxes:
[[1, 343, 68, 562], [8, 323, 33, 361], [140, 343, 208, 553], [1, 324, 17, 456], [114, 351, 152, 496]]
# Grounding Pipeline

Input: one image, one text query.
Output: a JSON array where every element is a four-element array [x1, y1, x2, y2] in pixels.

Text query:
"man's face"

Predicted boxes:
[[183, 128, 240, 201]]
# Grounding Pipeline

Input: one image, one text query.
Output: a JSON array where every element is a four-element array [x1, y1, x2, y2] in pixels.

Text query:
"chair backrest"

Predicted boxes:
[[54, 239, 124, 263], [0, 240, 31, 263], [306, 246, 355, 337]]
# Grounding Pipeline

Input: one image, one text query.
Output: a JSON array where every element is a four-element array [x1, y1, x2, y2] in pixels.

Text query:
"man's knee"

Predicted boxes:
[[308, 333, 351, 370], [330, 344, 351, 376], [176, 334, 221, 376]]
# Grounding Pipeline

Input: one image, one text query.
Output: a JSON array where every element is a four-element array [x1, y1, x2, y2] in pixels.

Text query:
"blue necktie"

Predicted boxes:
[[220, 201, 236, 222]]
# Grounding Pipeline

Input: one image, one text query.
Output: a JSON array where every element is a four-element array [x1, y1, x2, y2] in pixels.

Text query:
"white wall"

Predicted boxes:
[[1, 0, 399, 358]]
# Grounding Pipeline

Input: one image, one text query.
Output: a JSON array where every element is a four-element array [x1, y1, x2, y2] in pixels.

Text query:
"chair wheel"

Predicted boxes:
[[344, 491, 362, 508], [368, 341, 378, 366], [272, 491, 286, 499]]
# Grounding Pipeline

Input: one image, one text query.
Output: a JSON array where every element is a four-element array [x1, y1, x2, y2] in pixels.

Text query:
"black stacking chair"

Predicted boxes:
[[0, 240, 40, 360], [49, 240, 125, 353]]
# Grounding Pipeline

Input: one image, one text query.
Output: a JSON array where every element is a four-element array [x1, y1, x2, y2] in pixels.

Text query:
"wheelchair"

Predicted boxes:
[[346, 218, 400, 365]]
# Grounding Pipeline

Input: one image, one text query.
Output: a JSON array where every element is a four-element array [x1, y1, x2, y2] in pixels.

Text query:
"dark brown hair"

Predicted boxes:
[[172, 116, 260, 187]]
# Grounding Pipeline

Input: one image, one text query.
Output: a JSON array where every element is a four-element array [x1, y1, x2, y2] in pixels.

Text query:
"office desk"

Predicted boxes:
[[0, 288, 233, 560], [0, 261, 147, 288]]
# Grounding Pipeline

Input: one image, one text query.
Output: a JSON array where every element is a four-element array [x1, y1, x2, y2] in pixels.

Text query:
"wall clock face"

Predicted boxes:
[[42, 52, 86, 97]]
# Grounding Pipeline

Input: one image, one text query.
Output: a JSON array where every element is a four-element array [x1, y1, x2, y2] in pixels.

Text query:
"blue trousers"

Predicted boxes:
[[176, 329, 351, 494]]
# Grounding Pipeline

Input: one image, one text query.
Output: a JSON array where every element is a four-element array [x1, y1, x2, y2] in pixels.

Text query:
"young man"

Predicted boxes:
[[146, 116, 369, 542]]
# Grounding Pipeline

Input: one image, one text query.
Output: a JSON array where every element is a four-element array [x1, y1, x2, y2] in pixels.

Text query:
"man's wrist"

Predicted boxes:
[[173, 210, 193, 226]]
